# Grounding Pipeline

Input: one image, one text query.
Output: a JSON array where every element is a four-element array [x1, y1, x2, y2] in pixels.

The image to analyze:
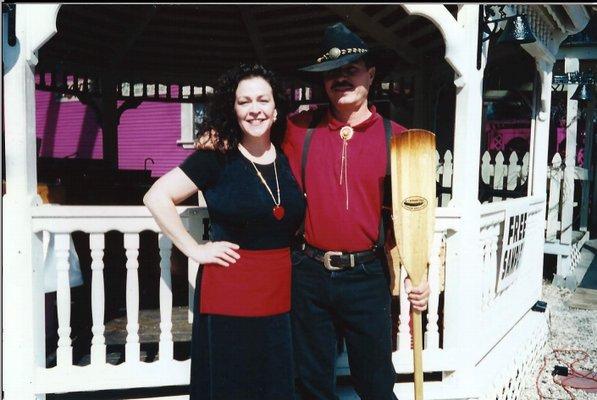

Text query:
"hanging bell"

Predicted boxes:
[[498, 14, 536, 44], [571, 84, 594, 102]]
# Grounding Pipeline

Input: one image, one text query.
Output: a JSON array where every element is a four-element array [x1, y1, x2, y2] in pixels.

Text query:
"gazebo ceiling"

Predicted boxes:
[[37, 4, 456, 83]]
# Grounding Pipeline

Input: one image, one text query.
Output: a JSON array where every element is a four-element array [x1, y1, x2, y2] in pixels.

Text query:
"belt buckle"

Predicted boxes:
[[323, 251, 344, 271]]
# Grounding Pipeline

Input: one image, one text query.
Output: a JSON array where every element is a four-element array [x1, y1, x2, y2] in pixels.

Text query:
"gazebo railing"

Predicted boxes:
[[475, 195, 545, 363], [26, 199, 544, 398], [30, 205, 206, 394]]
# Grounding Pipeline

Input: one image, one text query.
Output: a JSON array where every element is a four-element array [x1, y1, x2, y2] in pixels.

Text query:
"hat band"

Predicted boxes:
[[317, 47, 368, 63]]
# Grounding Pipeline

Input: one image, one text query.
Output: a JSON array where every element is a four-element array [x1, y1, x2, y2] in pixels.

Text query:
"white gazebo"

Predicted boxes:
[[2, 4, 592, 400]]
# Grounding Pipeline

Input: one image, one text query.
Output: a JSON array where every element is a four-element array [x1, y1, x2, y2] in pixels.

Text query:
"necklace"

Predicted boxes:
[[242, 147, 285, 221]]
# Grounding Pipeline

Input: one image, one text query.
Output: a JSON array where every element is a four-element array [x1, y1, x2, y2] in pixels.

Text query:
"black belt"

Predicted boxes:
[[302, 243, 381, 271]]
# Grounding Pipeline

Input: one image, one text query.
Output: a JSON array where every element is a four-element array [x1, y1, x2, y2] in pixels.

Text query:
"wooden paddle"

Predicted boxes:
[[390, 129, 436, 400]]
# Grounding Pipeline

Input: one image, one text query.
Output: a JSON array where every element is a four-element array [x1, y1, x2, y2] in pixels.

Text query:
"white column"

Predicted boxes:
[[529, 62, 555, 196], [561, 58, 580, 245], [441, 4, 484, 388], [529, 59, 554, 293], [554, 58, 579, 285], [2, 5, 59, 399], [400, 4, 485, 388]]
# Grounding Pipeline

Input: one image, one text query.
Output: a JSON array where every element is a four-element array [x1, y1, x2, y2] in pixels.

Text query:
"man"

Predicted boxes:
[[196, 22, 430, 400], [281, 23, 429, 400]]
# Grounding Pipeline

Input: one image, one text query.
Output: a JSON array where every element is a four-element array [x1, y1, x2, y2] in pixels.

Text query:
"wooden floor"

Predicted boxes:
[[104, 306, 192, 345]]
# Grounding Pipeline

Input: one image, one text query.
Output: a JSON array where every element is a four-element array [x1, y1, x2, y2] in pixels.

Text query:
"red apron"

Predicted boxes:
[[199, 247, 291, 317]]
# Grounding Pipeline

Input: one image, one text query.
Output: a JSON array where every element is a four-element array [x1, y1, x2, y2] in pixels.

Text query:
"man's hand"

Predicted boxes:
[[404, 278, 430, 311]]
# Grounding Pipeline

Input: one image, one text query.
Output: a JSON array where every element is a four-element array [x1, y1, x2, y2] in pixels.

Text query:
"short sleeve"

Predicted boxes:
[[391, 120, 408, 137], [178, 150, 222, 190]]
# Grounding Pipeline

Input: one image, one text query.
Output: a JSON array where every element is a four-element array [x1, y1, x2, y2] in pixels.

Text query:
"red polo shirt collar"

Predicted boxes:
[[326, 105, 380, 131]]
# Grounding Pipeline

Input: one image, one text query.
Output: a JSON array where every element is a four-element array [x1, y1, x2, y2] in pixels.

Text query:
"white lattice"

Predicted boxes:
[[480, 313, 549, 400], [570, 240, 583, 273]]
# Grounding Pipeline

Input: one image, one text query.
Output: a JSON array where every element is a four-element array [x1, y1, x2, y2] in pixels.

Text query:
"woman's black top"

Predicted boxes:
[[179, 149, 305, 250]]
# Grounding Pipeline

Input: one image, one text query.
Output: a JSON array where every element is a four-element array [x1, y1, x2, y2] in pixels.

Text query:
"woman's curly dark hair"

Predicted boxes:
[[197, 64, 289, 153]]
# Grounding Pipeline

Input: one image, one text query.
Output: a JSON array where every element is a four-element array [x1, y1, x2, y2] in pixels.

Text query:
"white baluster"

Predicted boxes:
[[493, 152, 506, 202], [424, 233, 442, 349], [186, 210, 206, 324], [55, 233, 72, 366], [90, 233, 106, 365], [124, 233, 140, 363], [521, 152, 530, 186], [507, 152, 521, 191], [481, 151, 493, 204], [397, 266, 412, 351], [159, 234, 174, 361], [546, 154, 563, 241]]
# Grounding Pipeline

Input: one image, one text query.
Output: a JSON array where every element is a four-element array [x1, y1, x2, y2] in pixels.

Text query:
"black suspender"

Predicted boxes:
[[377, 117, 393, 249], [300, 109, 325, 195], [383, 118, 392, 175], [299, 112, 393, 250]]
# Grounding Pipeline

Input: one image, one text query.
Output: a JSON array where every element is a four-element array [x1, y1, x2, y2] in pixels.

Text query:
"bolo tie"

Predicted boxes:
[[339, 126, 354, 210]]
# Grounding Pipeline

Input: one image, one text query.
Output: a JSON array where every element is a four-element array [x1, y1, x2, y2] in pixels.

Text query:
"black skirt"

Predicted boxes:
[[190, 270, 295, 400]]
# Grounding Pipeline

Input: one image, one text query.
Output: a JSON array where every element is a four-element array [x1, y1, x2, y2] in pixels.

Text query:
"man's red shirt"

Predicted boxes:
[[282, 105, 407, 252]]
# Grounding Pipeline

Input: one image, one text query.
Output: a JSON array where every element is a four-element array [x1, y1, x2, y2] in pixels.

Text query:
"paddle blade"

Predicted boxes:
[[390, 129, 436, 285]]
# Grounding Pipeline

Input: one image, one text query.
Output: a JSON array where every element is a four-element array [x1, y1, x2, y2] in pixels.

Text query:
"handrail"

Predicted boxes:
[[31, 205, 207, 233], [479, 194, 545, 216]]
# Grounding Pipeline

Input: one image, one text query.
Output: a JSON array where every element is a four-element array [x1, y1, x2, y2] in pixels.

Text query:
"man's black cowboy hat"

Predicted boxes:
[[299, 22, 370, 72]]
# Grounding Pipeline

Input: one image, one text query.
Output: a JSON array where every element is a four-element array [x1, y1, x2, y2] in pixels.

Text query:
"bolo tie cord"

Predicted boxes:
[[339, 126, 353, 210], [340, 139, 349, 210]]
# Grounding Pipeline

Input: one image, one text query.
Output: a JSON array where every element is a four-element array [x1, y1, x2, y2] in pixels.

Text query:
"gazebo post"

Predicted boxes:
[[100, 73, 119, 170], [528, 59, 555, 296], [2, 5, 60, 399], [581, 98, 594, 231], [442, 5, 485, 385], [554, 58, 580, 286], [400, 4, 487, 390]]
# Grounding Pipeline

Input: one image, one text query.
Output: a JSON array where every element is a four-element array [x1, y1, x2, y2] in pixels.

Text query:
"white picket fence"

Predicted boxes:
[[436, 150, 589, 241], [436, 150, 530, 207]]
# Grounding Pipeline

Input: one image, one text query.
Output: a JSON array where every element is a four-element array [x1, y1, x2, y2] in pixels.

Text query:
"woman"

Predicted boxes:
[[143, 64, 304, 400]]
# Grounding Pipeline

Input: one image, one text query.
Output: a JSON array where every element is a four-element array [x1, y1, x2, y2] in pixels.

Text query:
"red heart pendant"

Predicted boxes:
[[273, 205, 285, 220]]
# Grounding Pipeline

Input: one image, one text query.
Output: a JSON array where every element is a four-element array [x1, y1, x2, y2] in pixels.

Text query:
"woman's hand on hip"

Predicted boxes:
[[193, 241, 240, 267]]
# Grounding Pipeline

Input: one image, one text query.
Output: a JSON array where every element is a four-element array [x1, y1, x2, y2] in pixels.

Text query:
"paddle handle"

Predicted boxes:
[[413, 309, 424, 400]]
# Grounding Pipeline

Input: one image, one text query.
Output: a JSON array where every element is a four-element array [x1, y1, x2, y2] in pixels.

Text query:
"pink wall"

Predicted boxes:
[[35, 88, 192, 177]]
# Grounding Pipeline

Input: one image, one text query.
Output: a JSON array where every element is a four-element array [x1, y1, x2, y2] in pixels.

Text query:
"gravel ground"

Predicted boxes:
[[520, 282, 597, 400]]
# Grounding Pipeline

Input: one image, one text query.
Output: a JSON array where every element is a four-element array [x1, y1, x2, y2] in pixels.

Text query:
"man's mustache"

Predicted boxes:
[[331, 81, 354, 90]]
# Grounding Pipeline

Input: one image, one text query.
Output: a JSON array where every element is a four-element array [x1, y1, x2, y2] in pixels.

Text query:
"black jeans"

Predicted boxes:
[[291, 250, 398, 400]]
